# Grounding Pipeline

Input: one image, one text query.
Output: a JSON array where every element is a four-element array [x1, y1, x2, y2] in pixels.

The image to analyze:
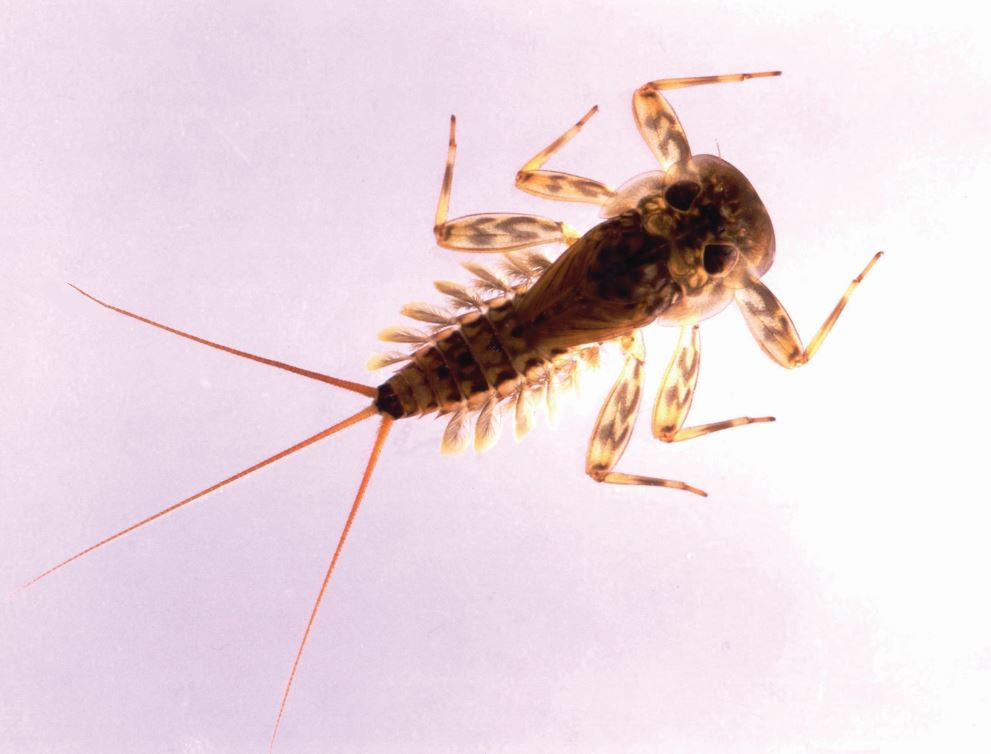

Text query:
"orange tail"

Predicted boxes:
[[12, 404, 380, 595], [67, 284, 378, 397], [16, 286, 397, 752], [270, 413, 393, 752]]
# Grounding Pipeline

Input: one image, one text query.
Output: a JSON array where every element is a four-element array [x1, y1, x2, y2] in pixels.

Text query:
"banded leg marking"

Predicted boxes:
[[585, 332, 705, 497], [735, 251, 883, 368], [633, 70, 781, 172], [514, 106, 615, 206], [652, 324, 774, 443], [433, 115, 578, 252]]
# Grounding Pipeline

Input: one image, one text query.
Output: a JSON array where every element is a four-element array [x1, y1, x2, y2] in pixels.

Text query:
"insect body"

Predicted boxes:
[[21, 71, 882, 751]]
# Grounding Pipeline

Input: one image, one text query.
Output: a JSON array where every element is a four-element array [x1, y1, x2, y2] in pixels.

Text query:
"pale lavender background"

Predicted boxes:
[[1, 2, 988, 753]]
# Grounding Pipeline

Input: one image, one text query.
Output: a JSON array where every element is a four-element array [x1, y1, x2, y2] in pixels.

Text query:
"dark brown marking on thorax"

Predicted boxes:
[[585, 210, 674, 310], [514, 211, 681, 350]]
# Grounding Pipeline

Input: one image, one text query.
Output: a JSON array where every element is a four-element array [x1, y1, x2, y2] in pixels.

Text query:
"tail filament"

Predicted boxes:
[[269, 415, 394, 753], [18, 286, 397, 752]]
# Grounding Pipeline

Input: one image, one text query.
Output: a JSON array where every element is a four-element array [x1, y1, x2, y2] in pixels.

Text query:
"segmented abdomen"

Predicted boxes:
[[371, 256, 598, 454]]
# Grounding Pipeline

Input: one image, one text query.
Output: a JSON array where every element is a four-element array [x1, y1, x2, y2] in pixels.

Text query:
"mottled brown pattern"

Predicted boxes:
[[485, 297, 547, 380], [42, 73, 886, 754], [586, 345, 644, 478], [376, 280, 602, 421], [633, 88, 688, 171], [515, 210, 680, 349], [457, 306, 519, 397], [378, 362, 436, 418], [415, 348, 461, 408], [652, 325, 701, 439], [435, 212, 567, 251]]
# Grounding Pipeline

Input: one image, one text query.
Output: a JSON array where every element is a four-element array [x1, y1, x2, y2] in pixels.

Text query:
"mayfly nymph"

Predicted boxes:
[[20, 71, 882, 751]]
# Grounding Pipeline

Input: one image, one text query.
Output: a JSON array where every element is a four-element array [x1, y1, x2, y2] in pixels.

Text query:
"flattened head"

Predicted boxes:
[[603, 156, 775, 324]]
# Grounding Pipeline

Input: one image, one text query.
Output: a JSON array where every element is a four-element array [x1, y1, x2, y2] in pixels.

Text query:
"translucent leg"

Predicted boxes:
[[633, 70, 780, 171], [652, 324, 773, 442], [433, 115, 578, 252], [585, 333, 705, 496], [514, 106, 615, 206], [735, 251, 883, 368]]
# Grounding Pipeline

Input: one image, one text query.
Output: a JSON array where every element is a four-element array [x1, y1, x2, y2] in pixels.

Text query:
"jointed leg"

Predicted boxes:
[[633, 70, 781, 171], [514, 106, 615, 206], [735, 251, 883, 368], [652, 324, 773, 442], [434, 115, 579, 252], [585, 332, 705, 496]]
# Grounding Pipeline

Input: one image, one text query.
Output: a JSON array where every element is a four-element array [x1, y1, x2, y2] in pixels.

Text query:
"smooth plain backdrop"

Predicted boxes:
[[2, 2, 988, 753]]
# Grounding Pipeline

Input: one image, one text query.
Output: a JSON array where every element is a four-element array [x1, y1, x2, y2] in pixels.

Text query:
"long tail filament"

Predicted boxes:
[[13, 405, 379, 595], [269, 414, 393, 753], [17, 285, 398, 752], [67, 284, 377, 397]]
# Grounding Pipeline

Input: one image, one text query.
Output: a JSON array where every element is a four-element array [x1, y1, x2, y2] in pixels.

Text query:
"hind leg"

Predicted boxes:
[[652, 324, 774, 442], [585, 332, 706, 496]]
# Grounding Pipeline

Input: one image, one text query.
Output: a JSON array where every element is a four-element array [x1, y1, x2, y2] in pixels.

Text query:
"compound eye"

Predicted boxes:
[[664, 180, 701, 211], [702, 243, 739, 277]]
